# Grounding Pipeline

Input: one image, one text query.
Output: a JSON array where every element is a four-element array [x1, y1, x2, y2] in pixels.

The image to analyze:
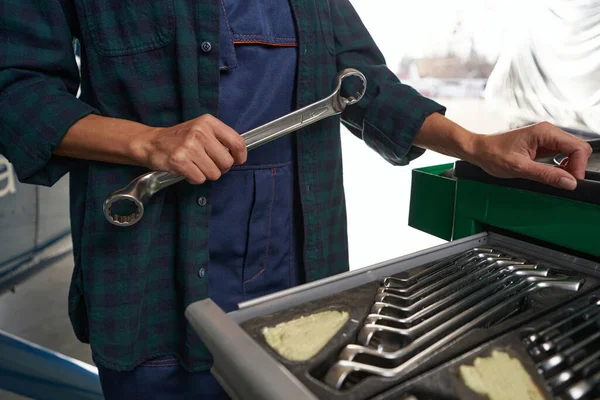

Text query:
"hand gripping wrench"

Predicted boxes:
[[103, 68, 367, 227]]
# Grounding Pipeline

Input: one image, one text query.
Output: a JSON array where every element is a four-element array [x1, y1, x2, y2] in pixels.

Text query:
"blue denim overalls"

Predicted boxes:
[[96, 2, 303, 399], [208, 0, 303, 313]]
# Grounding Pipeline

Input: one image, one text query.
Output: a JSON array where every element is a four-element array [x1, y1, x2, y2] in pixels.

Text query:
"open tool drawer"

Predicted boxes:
[[185, 232, 600, 400]]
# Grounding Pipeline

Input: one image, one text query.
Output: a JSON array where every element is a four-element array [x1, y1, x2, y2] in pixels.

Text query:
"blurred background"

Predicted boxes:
[[343, 0, 600, 269], [1, 1, 599, 397], [343, 0, 509, 269]]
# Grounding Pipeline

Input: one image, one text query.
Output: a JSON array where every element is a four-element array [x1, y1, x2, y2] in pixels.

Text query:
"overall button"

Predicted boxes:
[[201, 41, 212, 52], [197, 196, 207, 206], [198, 268, 206, 278]]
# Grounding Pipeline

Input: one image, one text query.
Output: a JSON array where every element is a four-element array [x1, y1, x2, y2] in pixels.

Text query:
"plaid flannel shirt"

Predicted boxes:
[[0, 0, 445, 371]]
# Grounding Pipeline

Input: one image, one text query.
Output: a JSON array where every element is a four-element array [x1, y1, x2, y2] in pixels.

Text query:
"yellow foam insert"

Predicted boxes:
[[459, 350, 545, 400], [262, 310, 349, 361]]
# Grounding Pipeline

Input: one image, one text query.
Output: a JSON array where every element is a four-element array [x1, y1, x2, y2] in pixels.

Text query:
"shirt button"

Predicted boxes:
[[198, 268, 205, 278], [201, 41, 212, 53], [197, 196, 207, 206]]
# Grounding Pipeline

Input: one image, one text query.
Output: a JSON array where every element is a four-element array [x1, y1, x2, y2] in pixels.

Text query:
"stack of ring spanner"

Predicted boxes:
[[103, 68, 367, 227]]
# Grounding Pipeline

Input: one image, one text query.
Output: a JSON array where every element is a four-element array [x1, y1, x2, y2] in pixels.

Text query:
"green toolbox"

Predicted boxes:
[[409, 147, 600, 258]]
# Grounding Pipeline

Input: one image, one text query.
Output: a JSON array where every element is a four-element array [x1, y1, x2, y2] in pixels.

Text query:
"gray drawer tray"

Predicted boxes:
[[185, 232, 600, 400]]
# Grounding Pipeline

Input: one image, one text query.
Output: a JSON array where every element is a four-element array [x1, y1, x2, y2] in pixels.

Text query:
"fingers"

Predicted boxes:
[[203, 133, 235, 173], [184, 164, 207, 185], [167, 148, 221, 185], [563, 145, 591, 181], [182, 115, 245, 183], [516, 157, 578, 190], [164, 150, 207, 185], [534, 122, 592, 180], [149, 114, 247, 185], [208, 118, 247, 165], [191, 147, 222, 182]]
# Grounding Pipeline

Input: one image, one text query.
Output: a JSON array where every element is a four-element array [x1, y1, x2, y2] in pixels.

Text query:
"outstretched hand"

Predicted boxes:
[[470, 122, 592, 190]]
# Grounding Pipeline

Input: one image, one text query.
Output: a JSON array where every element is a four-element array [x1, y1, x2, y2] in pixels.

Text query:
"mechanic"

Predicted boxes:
[[0, 1, 592, 399]]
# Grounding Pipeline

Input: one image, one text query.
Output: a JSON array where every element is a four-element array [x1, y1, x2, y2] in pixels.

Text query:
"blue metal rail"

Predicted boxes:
[[0, 329, 103, 399]]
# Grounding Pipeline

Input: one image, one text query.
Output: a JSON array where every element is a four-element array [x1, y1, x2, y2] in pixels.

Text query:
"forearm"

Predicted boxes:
[[54, 113, 247, 184], [53, 114, 154, 167], [413, 112, 479, 162]]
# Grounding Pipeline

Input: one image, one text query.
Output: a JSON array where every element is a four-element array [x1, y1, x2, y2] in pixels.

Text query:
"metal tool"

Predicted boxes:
[[525, 300, 600, 346], [553, 138, 600, 181], [565, 369, 600, 400], [103, 68, 367, 227], [381, 253, 509, 296], [537, 330, 600, 376], [359, 271, 555, 350], [374, 262, 536, 317], [370, 265, 546, 329], [382, 248, 497, 288], [323, 275, 584, 390], [547, 348, 600, 392], [382, 253, 506, 296], [377, 258, 528, 305], [536, 312, 600, 354], [523, 299, 600, 395]]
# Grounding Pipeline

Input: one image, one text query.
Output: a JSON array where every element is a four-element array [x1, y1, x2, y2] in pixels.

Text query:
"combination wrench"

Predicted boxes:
[[103, 68, 367, 227]]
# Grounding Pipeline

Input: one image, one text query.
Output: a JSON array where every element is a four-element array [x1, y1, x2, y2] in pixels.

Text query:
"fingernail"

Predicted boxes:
[[559, 177, 577, 190]]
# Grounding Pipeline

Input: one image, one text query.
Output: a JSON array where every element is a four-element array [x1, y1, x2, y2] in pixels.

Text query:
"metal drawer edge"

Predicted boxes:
[[185, 299, 318, 400], [232, 232, 488, 323]]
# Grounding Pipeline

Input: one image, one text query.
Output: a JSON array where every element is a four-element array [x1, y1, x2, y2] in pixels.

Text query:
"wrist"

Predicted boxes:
[[454, 128, 482, 164], [415, 113, 482, 162], [129, 126, 160, 168]]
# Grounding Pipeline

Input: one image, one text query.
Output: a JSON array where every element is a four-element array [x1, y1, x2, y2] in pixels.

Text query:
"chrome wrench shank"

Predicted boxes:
[[382, 253, 507, 296], [566, 369, 600, 400], [382, 248, 497, 288], [103, 68, 367, 227], [525, 300, 600, 345], [370, 265, 545, 327], [547, 348, 600, 391], [536, 312, 600, 353], [359, 270, 550, 349], [377, 258, 525, 305], [538, 330, 600, 375]]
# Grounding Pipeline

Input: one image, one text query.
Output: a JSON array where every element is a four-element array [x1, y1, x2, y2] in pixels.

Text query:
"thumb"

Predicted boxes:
[[519, 159, 578, 190]]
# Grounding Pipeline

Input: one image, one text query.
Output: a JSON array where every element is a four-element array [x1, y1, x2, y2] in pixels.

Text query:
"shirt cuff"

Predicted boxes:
[[362, 83, 446, 166], [0, 87, 99, 187]]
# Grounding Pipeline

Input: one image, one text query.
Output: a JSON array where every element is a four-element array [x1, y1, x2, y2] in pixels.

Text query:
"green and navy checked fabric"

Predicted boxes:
[[0, 0, 445, 371]]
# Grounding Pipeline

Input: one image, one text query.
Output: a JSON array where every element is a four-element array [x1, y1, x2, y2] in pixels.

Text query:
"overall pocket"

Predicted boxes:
[[81, 0, 175, 56]]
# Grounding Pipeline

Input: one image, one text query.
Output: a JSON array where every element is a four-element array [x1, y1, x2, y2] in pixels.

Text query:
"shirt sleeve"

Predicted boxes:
[[330, 0, 447, 166], [0, 0, 99, 187]]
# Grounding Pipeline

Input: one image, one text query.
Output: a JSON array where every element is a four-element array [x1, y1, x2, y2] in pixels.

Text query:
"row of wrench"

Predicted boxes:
[[524, 299, 600, 400], [322, 247, 585, 391]]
